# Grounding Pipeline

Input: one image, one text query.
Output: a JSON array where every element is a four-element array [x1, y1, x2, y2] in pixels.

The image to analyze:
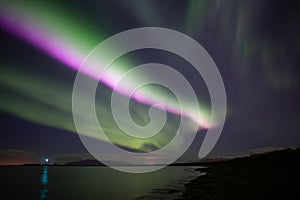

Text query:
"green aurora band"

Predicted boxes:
[[0, 0, 213, 152]]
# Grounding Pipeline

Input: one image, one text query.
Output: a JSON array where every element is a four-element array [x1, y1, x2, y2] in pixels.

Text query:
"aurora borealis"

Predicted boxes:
[[0, 0, 299, 165]]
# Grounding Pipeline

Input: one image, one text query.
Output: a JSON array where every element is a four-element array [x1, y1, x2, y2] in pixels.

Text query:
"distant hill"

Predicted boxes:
[[65, 159, 105, 166], [65, 148, 299, 166], [64, 159, 132, 166]]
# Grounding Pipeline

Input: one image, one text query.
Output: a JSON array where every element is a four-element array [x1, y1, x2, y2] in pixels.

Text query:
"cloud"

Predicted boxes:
[[249, 146, 287, 155], [0, 149, 40, 165]]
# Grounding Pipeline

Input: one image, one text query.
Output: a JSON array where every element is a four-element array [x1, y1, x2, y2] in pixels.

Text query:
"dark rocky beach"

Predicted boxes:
[[178, 148, 300, 200]]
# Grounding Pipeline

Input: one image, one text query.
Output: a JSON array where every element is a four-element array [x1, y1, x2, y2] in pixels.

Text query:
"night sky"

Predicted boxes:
[[0, 0, 299, 165]]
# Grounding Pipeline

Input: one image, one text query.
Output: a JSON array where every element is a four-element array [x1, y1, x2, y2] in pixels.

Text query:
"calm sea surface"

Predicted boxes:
[[0, 166, 202, 200]]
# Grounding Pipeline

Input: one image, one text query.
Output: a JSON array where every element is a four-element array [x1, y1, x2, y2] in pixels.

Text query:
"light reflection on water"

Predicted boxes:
[[0, 166, 202, 199], [40, 166, 48, 200]]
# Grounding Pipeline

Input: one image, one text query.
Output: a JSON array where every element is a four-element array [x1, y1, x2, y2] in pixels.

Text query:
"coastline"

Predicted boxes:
[[177, 148, 300, 199], [135, 166, 204, 200]]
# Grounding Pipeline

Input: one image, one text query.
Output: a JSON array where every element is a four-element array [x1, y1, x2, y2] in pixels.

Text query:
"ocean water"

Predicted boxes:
[[0, 166, 202, 200]]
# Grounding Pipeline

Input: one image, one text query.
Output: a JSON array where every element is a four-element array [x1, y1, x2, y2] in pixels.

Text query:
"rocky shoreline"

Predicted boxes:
[[177, 148, 300, 200]]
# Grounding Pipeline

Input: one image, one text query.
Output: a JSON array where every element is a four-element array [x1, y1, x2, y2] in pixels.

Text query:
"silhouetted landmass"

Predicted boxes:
[[65, 159, 105, 166], [178, 148, 300, 200], [64, 159, 132, 166]]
